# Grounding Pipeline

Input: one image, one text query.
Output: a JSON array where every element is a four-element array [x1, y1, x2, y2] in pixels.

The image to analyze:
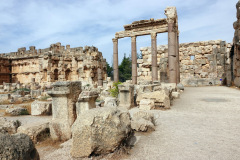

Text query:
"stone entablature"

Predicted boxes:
[[137, 40, 232, 86], [0, 43, 107, 86]]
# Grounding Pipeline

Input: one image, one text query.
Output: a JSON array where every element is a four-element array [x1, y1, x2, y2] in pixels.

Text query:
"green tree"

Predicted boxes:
[[106, 62, 113, 80], [119, 54, 132, 82]]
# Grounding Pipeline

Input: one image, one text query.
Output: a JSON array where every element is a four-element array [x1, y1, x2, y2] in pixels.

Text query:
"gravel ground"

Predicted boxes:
[[128, 86, 240, 160], [4, 115, 51, 126]]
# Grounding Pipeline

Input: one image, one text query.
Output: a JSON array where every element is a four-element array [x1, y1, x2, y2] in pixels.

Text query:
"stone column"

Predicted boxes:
[[48, 81, 81, 141], [176, 31, 180, 84], [97, 67, 103, 86], [113, 38, 119, 82], [151, 33, 158, 82], [131, 36, 137, 84], [165, 6, 178, 84], [168, 22, 177, 84]]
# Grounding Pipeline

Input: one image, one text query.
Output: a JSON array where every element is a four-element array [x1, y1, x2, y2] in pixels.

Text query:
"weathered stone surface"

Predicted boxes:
[[0, 117, 20, 134], [118, 84, 134, 109], [0, 43, 107, 86], [76, 91, 98, 115], [137, 90, 170, 109], [17, 123, 49, 143], [0, 133, 39, 160], [139, 99, 155, 110], [31, 100, 52, 116], [71, 106, 131, 158], [48, 81, 81, 141], [0, 94, 10, 102], [177, 83, 184, 90], [5, 107, 28, 116], [172, 91, 180, 99], [131, 111, 155, 132], [104, 97, 118, 107]]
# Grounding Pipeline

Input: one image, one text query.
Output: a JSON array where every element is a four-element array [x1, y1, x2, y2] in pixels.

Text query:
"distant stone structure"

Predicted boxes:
[[138, 40, 233, 86], [0, 43, 107, 86], [113, 7, 179, 84], [233, 0, 240, 87]]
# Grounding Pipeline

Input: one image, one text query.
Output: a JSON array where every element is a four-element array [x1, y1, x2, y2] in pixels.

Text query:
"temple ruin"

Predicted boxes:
[[113, 7, 180, 84], [0, 43, 107, 86]]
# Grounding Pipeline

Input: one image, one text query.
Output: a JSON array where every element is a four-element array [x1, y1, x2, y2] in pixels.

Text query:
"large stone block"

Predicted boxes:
[[118, 84, 134, 109], [76, 91, 98, 115], [71, 106, 131, 158], [31, 100, 52, 116], [0, 133, 39, 160]]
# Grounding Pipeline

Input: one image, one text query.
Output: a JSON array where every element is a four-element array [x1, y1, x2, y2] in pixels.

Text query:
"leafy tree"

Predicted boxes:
[[106, 62, 113, 80], [119, 54, 132, 82]]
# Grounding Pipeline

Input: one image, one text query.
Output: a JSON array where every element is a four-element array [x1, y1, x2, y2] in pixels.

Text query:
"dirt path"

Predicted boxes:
[[128, 86, 240, 160]]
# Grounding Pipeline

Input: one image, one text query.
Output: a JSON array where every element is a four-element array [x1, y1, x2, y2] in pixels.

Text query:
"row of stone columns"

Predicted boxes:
[[113, 29, 179, 84]]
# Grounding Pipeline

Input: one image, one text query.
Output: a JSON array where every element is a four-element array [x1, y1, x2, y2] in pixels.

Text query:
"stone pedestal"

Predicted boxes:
[[48, 81, 81, 141], [118, 84, 134, 109], [76, 91, 98, 115]]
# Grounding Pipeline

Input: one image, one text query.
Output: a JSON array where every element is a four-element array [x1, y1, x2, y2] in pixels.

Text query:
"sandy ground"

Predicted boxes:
[[3, 86, 240, 160], [128, 86, 240, 160]]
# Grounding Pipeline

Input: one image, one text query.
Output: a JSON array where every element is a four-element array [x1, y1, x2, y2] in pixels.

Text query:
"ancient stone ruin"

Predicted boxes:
[[233, 1, 240, 87], [0, 43, 107, 87], [138, 40, 233, 86], [113, 7, 180, 84], [0, 2, 240, 159]]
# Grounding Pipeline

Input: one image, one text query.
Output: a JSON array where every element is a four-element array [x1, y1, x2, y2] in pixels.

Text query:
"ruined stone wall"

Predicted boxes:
[[233, 0, 240, 87], [0, 43, 107, 86], [0, 58, 11, 84], [137, 40, 232, 86]]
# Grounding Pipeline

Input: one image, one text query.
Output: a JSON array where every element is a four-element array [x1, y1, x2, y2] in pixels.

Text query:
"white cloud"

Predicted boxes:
[[0, 0, 237, 64]]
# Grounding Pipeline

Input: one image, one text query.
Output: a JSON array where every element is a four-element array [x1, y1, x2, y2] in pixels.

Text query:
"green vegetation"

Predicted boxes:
[[119, 54, 132, 82], [106, 62, 113, 80], [39, 95, 51, 101], [109, 81, 122, 98], [12, 88, 30, 93]]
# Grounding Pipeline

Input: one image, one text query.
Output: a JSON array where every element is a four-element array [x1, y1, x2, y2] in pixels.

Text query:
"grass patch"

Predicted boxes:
[[39, 96, 51, 101]]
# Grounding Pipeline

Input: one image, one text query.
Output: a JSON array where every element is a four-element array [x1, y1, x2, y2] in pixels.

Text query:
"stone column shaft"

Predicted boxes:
[[151, 33, 158, 82], [98, 67, 103, 86], [168, 22, 177, 84], [176, 32, 180, 84], [131, 36, 137, 84], [113, 38, 119, 82]]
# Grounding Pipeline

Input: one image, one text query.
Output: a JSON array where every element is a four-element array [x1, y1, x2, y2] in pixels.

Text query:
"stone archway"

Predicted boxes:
[[54, 69, 58, 81], [65, 69, 71, 81]]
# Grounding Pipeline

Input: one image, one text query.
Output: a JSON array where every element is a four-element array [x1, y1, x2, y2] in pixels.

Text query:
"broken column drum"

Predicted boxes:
[[113, 6, 179, 84], [48, 81, 81, 141]]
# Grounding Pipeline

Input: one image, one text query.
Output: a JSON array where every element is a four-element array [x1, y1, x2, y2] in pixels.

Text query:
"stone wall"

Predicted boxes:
[[0, 43, 107, 86], [137, 40, 232, 86], [233, 0, 240, 87], [0, 58, 10, 85]]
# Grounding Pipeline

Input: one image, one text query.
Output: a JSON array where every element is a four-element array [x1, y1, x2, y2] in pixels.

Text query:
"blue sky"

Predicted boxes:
[[0, 0, 237, 64]]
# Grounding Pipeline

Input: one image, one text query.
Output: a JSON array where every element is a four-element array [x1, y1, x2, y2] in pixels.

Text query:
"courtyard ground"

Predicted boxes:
[[128, 86, 240, 160]]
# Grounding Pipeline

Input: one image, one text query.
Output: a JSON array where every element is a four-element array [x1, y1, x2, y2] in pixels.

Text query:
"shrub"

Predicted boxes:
[[109, 82, 122, 98]]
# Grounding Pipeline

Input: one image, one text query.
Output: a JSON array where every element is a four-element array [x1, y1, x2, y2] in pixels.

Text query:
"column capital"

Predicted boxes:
[[151, 32, 157, 39], [131, 36, 136, 41], [112, 38, 118, 43]]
